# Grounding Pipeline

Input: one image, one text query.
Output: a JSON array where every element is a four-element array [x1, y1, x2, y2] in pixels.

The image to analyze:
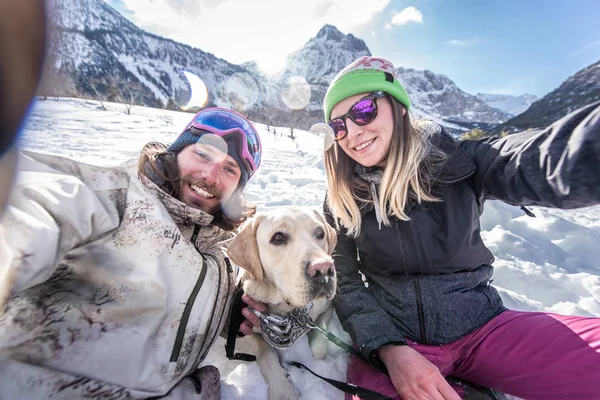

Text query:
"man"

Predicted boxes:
[[0, 107, 262, 399]]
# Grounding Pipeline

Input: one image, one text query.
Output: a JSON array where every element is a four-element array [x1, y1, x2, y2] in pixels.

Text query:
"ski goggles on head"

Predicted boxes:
[[327, 91, 386, 141], [184, 107, 262, 176]]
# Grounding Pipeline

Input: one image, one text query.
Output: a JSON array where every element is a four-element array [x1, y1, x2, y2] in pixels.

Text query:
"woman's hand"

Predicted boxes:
[[239, 294, 266, 336], [378, 344, 461, 400]]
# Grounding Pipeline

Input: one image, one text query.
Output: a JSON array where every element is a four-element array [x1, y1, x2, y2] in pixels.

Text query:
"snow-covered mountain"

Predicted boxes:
[[397, 68, 512, 131], [285, 25, 371, 87], [490, 60, 600, 134], [41, 0, 522, 134], [42, 0, 257, 111], [246, 24, 372, 131], [475, 93, 538, 117]]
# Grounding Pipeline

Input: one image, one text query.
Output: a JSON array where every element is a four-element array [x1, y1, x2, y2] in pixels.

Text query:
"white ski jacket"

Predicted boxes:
[[0, 151, 236, 399]]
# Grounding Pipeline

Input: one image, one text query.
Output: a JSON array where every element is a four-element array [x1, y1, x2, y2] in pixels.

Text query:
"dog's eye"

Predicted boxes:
[[270, 232, 288, 245], [315, 227, 325, 240]]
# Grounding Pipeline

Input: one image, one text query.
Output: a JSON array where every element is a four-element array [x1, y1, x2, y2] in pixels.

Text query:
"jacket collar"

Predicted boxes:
[[413, 120, 476, 183], [354, 121, 476, 216]]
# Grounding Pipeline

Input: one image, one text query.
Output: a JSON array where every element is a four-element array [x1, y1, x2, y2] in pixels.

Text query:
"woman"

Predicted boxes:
[[322, 56, 600, 400]]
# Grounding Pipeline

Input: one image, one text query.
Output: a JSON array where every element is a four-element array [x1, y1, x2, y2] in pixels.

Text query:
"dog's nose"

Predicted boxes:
[[307, 260, 335, 281]]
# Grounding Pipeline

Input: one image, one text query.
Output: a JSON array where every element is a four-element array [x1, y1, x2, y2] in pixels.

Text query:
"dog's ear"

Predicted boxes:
[[227, 215, 265, 281], [313, 209, 338, 254]]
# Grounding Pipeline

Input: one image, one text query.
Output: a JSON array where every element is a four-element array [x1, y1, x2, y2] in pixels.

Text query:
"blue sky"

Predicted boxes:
[[105, 0, 599, 97], [357, 0, 600, 96]]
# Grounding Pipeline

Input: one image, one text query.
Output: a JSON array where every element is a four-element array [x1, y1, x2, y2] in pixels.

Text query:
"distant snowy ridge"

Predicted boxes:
[[490, 59, 600, 134], [475, 93, 538, 117], [41, 0, 511, 134], [397, 67, 512, 128], [42, 0, 597, 136]]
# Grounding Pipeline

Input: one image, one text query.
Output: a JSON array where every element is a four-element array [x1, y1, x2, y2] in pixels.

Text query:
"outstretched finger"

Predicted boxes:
[[242, 294, 267, 312], [239, 320, 255, 336], [242, 307, 261, 327]]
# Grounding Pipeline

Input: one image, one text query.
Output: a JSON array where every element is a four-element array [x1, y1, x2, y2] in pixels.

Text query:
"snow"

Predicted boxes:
[[19, 97, 600, 399], [476, 93, 538, 117], [118, 55, 169, 103]]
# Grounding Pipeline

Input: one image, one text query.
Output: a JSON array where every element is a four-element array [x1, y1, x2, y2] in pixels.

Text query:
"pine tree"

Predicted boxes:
[[460, 128, 486, 140]]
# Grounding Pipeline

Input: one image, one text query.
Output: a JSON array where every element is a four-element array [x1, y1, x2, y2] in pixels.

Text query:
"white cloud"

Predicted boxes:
[[385, 23, 392, 29], [390, 6, 423, 26], [446, 37, 479, 47], [111, 0, 390, 74]]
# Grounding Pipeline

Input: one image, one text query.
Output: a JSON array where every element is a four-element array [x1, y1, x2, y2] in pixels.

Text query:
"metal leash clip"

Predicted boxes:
[[248, 303, 314, 350]]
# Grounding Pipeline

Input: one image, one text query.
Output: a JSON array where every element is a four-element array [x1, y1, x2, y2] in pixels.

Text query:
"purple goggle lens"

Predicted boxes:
[[327, 91, 385, 141], [184, 108, 262, 176]]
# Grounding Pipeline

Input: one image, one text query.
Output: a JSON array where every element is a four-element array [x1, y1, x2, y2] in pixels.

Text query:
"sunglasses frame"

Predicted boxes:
[[328, 91, 386, 141]]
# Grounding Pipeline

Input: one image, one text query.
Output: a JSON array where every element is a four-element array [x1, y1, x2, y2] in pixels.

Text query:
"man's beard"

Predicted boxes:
[[179, 176, 224, 215]]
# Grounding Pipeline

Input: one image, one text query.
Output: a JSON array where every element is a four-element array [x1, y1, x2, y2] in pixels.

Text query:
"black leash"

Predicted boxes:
[[300, 321, 502, 400], [288, 361, 394, 400], [520, 205, 536, 218], [225, 286, 501, 400], [225, 286, 256, 362], [307, 319, 367, 362], [224, 286, 389, 399]]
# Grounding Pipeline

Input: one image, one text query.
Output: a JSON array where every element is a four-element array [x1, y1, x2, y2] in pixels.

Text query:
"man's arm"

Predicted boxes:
[[0, 152, 122, 305]]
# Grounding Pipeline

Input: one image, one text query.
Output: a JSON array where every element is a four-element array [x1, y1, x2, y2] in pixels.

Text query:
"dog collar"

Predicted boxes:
[[249, 302, 314, 350]]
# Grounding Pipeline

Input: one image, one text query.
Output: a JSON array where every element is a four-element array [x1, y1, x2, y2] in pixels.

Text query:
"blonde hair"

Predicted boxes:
[[325, 97, 445, 237]]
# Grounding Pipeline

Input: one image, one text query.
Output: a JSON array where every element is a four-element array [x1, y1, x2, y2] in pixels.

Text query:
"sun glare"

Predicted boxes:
[[180, 70, 209, 110], [255, 54, 288, 76]]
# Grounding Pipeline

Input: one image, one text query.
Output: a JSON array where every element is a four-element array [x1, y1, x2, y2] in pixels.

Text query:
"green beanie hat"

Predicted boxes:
[[323, 56, 411, 121]]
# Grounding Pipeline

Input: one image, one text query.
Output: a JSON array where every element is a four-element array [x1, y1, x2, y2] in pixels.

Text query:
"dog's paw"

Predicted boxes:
[[309, 332, 329, 360], [310, 340, 328, 360], [268, 380, 300, 400]]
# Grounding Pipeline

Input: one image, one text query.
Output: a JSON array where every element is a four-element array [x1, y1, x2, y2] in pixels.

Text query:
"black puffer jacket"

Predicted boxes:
[[324, 101, 600, 365]]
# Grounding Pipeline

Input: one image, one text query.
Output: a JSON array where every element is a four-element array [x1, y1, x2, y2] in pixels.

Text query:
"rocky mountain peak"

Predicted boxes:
[[41, 0, 597, 136]]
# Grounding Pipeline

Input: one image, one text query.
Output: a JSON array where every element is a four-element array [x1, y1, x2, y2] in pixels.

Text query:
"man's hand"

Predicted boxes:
[[239, 294, 266, 335], [378, 344, 461, 400]]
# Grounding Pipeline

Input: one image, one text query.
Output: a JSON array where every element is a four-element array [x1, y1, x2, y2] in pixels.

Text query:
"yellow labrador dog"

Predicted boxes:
[[227, 207, 337, 400]]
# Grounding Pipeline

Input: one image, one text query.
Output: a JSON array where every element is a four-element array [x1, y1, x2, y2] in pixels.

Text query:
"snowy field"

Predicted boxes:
[[19, 98, 600, 399]]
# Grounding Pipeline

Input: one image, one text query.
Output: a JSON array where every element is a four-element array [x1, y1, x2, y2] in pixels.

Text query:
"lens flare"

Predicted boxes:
[[176, 70, 209, 110], [216, 73, 259, 112], [195, 135, 228, 164], [281, 76, 311, 110], [309, 122, 335, 151]]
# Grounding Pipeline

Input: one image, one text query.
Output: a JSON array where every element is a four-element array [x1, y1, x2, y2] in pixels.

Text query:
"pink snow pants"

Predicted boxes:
[[345, 310, 600, 400]]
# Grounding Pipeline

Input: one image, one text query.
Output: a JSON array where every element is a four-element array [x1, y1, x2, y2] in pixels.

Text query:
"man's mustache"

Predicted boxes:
[[180, 176, 223, 199]]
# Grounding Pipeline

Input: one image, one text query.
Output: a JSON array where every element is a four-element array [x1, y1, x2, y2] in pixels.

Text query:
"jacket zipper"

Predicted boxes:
[[413, 277, 427, 344], [170, 251, 207, 362], [169, 224, 207, 362], [192, 252, 228, 367], [395, 222, 410, 276], [406, 224, 428, 344], [397, 221, 428, 344]]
